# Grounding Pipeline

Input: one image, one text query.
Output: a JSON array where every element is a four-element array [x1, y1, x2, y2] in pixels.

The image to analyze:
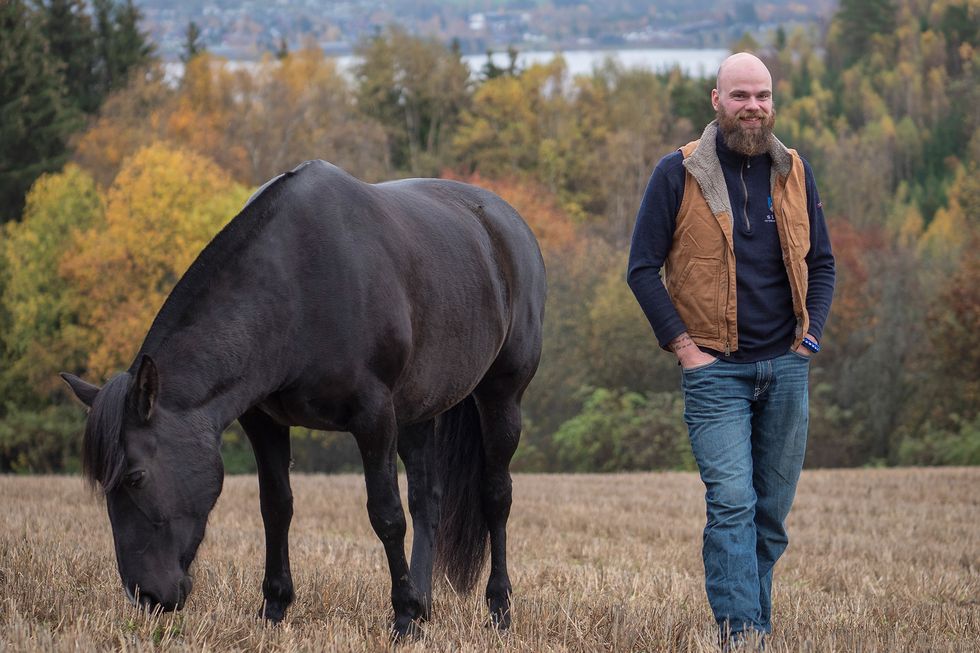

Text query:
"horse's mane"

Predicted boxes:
[[130, 162, 316, 370], [82, 372, 132, 492]]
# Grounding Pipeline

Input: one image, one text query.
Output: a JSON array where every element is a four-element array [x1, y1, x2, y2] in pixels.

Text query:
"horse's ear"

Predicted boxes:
[[133, 354, 159, 423], [60, 373, 101, 408]]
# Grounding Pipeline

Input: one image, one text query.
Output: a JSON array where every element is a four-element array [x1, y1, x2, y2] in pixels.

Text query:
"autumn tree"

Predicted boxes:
[[354, 27, 472, 175], [73, 50, 390, 189], [70, 63, 174, 187], [453, 72, 541, 178], [223, 48, 390, 184], [0, 165, 104, 472], [60, 143, 251, 378], [0, 165, 104, 403]]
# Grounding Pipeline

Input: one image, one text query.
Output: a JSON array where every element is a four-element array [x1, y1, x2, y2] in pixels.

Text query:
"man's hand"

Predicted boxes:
[[670, 333, 716, 369], [794, 333, 818, 357]]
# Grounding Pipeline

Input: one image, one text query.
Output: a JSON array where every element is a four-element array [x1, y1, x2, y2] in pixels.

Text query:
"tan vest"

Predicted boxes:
[[664, 121, 811, 353]]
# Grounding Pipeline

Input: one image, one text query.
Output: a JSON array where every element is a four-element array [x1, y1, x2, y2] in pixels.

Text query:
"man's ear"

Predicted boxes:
[[60, 373, 101, 408], [132, 354, 159, 423]]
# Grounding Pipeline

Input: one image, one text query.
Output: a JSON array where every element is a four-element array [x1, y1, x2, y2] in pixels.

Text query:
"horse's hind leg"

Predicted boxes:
[[352, 398, 424, 638], [397, 419, 441, 620], [473, 377, 526, 629], [239, 407, 295, 623]]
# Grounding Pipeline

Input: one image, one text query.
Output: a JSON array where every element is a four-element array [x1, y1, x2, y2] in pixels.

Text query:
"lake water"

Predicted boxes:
[[164, 48, 729, 82], [343, 48, 729, 79]]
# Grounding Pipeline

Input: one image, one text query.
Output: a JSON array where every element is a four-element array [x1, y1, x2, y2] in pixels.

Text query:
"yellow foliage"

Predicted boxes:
[[453, 58, 573, 178], [918, 165, 977, 264], [1, 165, 105, 397], [70, 65, 174, 188], [60, 143, 251, 378], [896, 203, 925, 249]]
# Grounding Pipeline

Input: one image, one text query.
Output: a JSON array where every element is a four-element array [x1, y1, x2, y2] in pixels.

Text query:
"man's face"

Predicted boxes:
[[712, 61, 775, 156]]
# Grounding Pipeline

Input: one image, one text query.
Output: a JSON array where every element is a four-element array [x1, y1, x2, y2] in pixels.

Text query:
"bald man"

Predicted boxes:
[[627, 53, 835, 646]]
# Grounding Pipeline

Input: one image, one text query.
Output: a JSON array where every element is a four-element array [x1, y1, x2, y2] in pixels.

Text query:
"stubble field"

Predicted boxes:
[[1, 468, 978, 652]]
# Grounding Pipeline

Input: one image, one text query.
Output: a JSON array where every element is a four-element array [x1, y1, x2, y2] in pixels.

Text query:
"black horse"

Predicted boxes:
[[61, 160, 546, 636]]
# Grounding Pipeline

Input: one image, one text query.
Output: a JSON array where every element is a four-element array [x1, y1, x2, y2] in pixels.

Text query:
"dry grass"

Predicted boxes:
[[1, 468, 978, 652]]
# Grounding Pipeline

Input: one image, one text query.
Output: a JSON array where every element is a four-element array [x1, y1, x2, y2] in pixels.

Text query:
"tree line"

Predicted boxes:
[[1, 0, 977, 474]]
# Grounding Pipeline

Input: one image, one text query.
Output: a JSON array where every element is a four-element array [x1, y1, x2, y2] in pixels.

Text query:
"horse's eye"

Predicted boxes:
[[124, 470, 146, 488]]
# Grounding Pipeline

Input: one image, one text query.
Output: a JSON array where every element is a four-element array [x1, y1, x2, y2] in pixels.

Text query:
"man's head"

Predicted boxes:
[[712, 52, 775, 156]]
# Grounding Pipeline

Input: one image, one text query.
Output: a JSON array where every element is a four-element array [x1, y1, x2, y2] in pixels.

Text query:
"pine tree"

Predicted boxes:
[[0, 0, 81, 223], [92, 0, 153, 95], [834, 0, 895, 69], [109, 0, 153, 83], [181, 21, 206, 63], [39, 0, 99, 113], [275, 35, 289, 61]]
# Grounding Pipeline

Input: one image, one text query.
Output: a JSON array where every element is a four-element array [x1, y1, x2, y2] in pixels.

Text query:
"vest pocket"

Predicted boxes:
[[670, 256, 722, 340]]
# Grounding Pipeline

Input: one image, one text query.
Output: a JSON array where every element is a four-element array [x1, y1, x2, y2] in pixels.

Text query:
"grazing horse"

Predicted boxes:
[[61, 160, 546, 636]]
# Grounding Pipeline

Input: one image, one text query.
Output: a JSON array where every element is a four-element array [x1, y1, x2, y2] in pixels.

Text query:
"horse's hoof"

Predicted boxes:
[[259, 600, 288, 624], [488, 600, 511, 630], [390, 617, 422, 641]]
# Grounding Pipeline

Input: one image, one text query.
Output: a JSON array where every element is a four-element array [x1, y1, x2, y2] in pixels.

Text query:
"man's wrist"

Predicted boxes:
[[801, 334, 820, 353], [670, 333, 710, 366], [670, 334, 695, 354]]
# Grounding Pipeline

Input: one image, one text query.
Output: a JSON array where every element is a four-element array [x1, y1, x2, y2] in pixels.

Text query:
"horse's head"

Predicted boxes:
[[61, 354, 223, 612]]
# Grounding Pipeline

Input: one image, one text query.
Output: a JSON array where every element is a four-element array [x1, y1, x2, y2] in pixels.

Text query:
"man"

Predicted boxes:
[[627, 53, 835, 645]]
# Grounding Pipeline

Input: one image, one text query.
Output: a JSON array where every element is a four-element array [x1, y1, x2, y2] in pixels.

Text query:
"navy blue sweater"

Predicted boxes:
[[627, 131, 835, 363]]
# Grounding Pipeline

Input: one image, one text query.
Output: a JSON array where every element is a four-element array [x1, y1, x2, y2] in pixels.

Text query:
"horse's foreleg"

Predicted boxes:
[[474, 389, 523, 630], [354, 406, 424, 638], [239, 407, 295, 623], [397, 420, 441, 621]]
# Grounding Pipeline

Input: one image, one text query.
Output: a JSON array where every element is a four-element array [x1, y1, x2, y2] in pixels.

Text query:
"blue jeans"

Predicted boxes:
[[681, 350, 810, 636]]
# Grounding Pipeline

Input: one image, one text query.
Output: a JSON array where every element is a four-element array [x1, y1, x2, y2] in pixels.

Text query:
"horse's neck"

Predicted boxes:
[[150, 305, 289, 432], [145, 202, 297, 431]]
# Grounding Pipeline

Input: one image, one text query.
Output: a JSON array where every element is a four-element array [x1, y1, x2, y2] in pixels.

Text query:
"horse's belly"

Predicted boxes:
[[392, 339, 500, 424]]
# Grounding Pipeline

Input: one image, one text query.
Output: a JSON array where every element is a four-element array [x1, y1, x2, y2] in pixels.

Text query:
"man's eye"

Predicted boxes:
[[124, 470, 146, 488]]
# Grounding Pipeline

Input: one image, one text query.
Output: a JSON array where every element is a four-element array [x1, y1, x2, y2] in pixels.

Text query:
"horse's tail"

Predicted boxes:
[[433, 394, 488, 595]]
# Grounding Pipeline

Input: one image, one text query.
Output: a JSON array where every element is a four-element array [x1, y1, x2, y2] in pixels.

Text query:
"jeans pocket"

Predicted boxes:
[[787, 349, 812, 362], [682, 357, 721, 374]]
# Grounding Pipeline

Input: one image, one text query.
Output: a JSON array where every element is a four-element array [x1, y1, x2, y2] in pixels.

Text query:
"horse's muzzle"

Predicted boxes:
[[124, 575, 193, 612]]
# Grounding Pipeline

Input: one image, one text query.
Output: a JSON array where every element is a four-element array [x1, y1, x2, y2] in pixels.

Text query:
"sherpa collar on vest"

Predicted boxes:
[[681, 120, 794, 219]]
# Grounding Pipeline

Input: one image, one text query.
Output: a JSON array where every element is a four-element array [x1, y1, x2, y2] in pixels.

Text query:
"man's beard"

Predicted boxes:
[[716, 104, 776, 156]]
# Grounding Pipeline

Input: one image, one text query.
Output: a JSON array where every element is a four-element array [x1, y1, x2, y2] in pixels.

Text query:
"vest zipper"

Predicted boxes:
[[741, 158, 751, 231]]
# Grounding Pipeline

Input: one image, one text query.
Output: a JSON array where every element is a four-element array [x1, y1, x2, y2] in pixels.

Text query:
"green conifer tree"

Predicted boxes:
[[92, 0, 153, 95], [108, 0, 153, 82], [40, 0, 99, 113], [181, 20, 207, 63], [833, 0, 895, 69], [0, 0, 80, 223]]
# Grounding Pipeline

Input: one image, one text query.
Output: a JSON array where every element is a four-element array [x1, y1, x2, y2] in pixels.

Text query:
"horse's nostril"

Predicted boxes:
[[176, 576, 193, 610], [138, 590, 159, 610]]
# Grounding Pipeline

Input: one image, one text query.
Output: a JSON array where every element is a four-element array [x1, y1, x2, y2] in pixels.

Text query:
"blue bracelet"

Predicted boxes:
[[801, 336, 820, 353]]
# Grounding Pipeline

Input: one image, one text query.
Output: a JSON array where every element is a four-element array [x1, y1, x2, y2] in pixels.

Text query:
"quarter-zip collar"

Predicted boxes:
[[715, 130, 769, 234]]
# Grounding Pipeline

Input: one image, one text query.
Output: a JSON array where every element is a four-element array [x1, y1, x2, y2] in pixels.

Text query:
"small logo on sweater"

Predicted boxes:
[[765, 196, 776, 223]]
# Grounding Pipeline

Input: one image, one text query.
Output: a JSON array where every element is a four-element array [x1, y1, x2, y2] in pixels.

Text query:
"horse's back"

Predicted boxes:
[[288, 162, 545, 319], [258, 163, 545, 425]]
